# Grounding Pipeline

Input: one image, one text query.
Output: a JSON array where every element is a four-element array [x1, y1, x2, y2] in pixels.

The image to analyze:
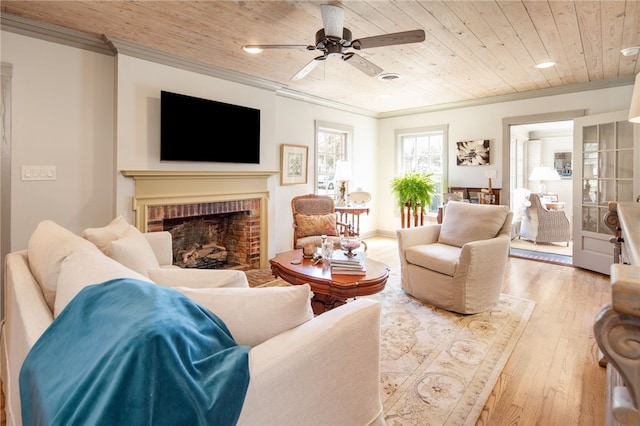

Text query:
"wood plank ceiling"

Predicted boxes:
[[2, 1, 639, 114]]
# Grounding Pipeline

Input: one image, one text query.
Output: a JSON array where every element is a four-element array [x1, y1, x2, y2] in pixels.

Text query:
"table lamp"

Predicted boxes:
[[529, 165, 560, 194], [334, 160, 352, 206]]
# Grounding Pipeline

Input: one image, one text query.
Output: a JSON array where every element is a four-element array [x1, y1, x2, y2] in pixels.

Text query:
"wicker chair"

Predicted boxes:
[[519, 193, 571, 246], [291, 194, 348, 249]]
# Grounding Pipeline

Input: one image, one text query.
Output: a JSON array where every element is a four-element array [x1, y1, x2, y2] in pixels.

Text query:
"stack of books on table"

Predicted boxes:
[[330, 251, 366, 275]]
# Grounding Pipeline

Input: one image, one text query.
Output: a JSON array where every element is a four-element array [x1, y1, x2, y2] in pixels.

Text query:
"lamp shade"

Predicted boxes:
[[583, 164, 595, 179], [630, 72, 640, 123], [334, 160, 352, 181], [529, 166, 561, 182]]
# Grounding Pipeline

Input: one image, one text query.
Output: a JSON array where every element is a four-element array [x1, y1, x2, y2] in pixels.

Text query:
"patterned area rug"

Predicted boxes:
[[245, 269, 291, 287], [245, 269, 535, 425], [370, 272, 535, 426]]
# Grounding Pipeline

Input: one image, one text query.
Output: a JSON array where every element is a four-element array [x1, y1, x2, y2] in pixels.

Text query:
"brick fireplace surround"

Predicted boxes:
[[121, 170, 278, 269]]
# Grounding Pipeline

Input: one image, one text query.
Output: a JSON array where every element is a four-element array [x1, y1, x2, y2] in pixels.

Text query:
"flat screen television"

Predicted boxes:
[[160, 90, 260, 164]]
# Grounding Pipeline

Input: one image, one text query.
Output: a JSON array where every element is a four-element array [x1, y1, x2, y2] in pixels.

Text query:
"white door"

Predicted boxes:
[[573, 110, 639, 274]]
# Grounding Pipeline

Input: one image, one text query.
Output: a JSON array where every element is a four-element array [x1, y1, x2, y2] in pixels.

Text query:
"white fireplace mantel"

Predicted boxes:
[[121, 170, 279, 268]]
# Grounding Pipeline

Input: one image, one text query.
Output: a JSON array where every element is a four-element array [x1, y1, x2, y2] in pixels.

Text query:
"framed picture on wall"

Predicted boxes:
[[281, 144, 308, 185], [554, 152, 572, 178], [448, 187, 468, 201], [456, 140, 490, 166]]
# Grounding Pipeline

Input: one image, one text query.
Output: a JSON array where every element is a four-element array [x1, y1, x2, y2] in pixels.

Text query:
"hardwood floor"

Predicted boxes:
[[365, 236, 609, 426]]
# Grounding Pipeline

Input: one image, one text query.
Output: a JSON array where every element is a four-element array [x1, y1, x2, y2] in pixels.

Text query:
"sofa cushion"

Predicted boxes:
[[174, 284, 314, 347], [54, 249, 153, 317], [27, 220, 99, 311], [405, 243, 461, 276], [105, 225, 160, 276], [295, 213, 338, 238], [438, 202, 509, 248], [148, 268, 250, 289], [81, 216, 130, 253]]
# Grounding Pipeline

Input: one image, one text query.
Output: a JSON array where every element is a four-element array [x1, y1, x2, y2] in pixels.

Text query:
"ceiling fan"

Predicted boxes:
[[242, 4, 426, 80]]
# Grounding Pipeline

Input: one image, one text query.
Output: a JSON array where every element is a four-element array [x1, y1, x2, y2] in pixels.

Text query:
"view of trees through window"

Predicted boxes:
[[316, 123, 349, 199], [398, 128, 446, 212]]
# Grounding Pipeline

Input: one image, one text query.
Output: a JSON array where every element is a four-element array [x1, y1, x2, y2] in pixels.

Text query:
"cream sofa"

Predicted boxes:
[[1, 218, 384, 425]]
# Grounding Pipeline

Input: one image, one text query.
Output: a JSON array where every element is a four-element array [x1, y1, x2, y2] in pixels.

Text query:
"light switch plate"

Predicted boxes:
[[21, 165, 56, 181]]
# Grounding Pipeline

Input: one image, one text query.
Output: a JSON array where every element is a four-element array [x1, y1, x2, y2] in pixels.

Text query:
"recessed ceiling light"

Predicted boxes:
[[535, 61, 556, 69], [378, 73, 401, 81], [621, 46, 640, 56], [242, 46, 264, 54]]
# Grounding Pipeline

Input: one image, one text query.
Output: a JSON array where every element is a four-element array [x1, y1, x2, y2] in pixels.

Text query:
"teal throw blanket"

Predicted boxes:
[[20, 278, 250, 426]]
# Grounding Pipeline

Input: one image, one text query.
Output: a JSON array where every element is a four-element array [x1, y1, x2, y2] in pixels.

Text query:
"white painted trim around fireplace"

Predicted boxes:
[[121, 170, 279, 268]]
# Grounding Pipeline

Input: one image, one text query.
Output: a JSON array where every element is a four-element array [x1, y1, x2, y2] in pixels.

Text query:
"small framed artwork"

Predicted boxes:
[[554, 152, 572, 178], [281, 144, 308, 185], [448, 187, 468, 201], [456, 140, 490, 166]]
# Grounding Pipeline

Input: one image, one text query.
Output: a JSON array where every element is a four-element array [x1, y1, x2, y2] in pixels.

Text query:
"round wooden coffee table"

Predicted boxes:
[[269, 249, 390, 315]]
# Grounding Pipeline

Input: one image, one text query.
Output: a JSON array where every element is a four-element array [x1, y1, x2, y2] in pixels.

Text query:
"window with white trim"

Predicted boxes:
[[315, 121, 352, 200], [396, 125, 448, 212]]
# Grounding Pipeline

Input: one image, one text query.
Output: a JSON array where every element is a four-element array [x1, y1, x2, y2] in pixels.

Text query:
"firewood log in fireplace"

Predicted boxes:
[[177, 242, 228, 269]]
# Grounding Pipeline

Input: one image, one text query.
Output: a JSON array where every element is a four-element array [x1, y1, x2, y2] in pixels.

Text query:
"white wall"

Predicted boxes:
[[2, 31, 115, 248], [2, 30, 378, 255], [376, 86, 634, 235]]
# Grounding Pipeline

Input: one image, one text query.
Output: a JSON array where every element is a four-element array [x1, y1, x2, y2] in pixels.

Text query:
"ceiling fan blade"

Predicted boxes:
[[343, 53, 383, 77], [242, 44, 311, 51], [291, 58, 323, 80], [320, 4, 344, 39], [352, 29, 425, 50]]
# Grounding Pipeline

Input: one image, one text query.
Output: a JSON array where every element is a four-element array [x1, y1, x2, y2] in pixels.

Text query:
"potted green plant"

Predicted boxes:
[[390, 172, 436, 228]]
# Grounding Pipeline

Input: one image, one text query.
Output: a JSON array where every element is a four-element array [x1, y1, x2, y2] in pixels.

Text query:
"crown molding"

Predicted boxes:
[[103, 35, 285, 93], [1, 13, 113, 56], [274, 89, 379, 118], [379, 76, 636, 119]]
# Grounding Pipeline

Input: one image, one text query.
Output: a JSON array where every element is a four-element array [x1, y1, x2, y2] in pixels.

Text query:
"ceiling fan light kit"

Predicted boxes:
[[243, 4, 425, 81]]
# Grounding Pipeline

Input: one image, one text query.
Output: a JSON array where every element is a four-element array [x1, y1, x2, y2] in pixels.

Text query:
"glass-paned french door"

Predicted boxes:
[[573, 110, 639, 275]]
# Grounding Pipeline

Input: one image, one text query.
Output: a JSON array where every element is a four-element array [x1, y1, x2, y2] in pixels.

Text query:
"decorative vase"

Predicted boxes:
[[340, 236, 361, 257]]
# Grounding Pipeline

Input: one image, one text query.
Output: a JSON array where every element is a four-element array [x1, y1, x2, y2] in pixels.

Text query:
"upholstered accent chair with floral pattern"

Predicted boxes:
[[291, 194, 349, 249]]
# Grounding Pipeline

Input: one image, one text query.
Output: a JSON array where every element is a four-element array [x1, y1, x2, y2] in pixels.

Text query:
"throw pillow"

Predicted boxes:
[[105, 225, 160, 276], [82, 216, 130, 253], [295, 213, 338, 238], [27, 220, 100, 311], [174, 284, 314, 347], [54, 249, 153, 317], [438, 201, 509, 248]]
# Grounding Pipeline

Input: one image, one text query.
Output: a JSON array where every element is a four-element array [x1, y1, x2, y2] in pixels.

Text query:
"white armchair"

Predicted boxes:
[[397, 201, 513, 314]]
